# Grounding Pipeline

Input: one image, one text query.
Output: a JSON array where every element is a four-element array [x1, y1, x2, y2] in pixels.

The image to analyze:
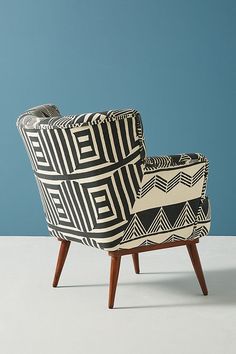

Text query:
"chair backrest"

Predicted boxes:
[[17, 104, 146, 250]]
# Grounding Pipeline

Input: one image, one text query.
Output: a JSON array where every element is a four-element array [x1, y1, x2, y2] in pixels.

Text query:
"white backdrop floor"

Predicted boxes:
[[0, 236, 235, 354]]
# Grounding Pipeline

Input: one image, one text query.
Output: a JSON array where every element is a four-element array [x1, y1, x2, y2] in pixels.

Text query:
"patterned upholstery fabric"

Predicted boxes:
[[17, 104, 211, 251]]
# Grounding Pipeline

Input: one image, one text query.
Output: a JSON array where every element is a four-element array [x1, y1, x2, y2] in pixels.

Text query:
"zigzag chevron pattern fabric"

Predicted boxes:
[[17, 104, 210, 251]]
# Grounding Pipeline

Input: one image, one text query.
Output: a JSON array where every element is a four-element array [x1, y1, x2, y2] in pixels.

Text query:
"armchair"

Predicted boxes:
[[17, 104, 211, 308]]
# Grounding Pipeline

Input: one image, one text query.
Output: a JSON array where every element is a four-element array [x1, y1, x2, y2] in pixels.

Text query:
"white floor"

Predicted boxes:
[[0, 236, 236, 354]]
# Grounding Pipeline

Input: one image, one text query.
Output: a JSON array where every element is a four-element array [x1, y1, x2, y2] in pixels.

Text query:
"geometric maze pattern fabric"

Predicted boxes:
[[17, 104, 211, 251]]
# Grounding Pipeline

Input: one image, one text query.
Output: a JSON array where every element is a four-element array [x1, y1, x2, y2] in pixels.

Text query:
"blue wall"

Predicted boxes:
[[0, 0, 235, 236]]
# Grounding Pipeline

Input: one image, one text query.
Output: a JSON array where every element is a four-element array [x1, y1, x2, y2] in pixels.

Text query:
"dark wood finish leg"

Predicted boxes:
[[187, 243, 208, 295], [53, 240, 71, 287], [108, 255, 121, 309], [132, 253, 140, 274]]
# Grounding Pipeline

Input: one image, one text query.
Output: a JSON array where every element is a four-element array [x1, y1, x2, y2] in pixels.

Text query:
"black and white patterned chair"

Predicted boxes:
[[17, 104, 211, 308]]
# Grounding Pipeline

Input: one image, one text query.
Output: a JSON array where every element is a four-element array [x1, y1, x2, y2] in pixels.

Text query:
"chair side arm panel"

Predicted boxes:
[[119, 153, 210, 250]]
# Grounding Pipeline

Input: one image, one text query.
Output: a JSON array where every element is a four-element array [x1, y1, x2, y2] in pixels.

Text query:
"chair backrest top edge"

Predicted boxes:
[[17, 104, 141, 130]]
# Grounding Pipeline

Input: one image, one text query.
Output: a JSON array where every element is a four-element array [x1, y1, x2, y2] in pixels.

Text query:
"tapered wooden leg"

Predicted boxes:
[[108, 255, 121, 309], [187, 243, 208, 295], [132, 253, 140, 274], [53, 240, 71, 287]]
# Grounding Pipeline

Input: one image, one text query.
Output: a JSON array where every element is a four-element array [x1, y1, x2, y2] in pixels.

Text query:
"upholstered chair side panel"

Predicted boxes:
[[119, 153, 211, 250]]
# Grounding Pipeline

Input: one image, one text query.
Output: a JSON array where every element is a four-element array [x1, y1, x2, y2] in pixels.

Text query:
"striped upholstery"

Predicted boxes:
[[17, 104, 210, 251]]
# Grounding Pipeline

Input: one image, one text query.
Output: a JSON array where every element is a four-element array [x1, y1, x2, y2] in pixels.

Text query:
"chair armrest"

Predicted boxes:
[[144, 153, 208, 171]]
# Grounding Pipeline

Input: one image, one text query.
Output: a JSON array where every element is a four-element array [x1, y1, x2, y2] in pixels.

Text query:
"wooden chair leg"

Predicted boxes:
[[132, 253, 140, 274], [108, 255, 121, 309], [53, 240, 71, 287], [187, 242, 208, 295]]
